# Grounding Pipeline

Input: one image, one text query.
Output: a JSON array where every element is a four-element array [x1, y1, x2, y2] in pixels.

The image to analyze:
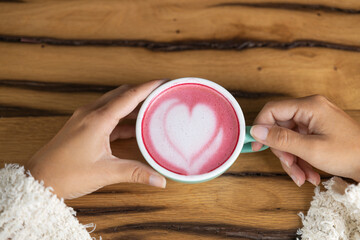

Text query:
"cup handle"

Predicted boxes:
[[241, 126, 269, 153]]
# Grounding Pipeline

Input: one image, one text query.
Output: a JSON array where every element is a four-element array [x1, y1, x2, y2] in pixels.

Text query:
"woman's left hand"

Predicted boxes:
[[25, 80, 166, 199]]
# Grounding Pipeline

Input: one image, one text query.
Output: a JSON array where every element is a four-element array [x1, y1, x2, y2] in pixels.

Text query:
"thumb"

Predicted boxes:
[[250, 124, 318, 159], [105, 158, 166, 188]]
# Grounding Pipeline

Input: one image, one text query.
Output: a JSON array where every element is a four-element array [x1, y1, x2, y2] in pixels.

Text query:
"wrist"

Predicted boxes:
[[25, 160, 58, 196]]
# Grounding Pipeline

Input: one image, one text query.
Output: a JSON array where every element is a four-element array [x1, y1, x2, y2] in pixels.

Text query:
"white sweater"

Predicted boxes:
[[0, 164, 359, 239], [0, 164, 92, 240]]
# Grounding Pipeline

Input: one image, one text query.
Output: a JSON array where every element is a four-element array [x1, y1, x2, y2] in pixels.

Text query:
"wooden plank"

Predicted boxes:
[[0, 85, 285, 116], [65, 177, 315, 239], [0, 116, 287, 172], [0, 116, 67, 164], [0, 1, 358, 239], [1, 115, 329, 238], [0, 0, 360, 47], [0, 43, 359, 111], [1, 111, 359, 170], [0, 86, 100, 115]]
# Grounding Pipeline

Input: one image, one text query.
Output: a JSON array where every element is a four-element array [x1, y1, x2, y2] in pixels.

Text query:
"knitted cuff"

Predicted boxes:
[[298, 177, 360, 239], [0, 164, 93, 240]]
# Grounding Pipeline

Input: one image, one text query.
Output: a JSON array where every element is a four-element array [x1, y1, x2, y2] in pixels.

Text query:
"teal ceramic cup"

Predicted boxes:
[[136, 77, 268, 183]]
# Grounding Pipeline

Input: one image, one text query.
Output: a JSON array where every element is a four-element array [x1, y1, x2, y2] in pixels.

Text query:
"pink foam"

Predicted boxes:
[[142, 83, 240, 175]]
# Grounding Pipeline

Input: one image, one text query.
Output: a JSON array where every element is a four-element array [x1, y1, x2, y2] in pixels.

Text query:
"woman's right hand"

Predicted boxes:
[[250, 95, 360, 187]]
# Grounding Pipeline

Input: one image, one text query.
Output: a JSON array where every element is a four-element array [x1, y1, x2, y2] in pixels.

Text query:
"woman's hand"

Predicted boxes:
[[250, 95, 360, 187], [25, 80, 166, 199]]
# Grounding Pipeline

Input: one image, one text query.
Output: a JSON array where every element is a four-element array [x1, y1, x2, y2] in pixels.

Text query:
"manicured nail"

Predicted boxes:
[[308, 178, 317, 186], [290, 175, 302, 187], [250, 125, 269, 141], [279, 157, 290, 168], [149, 175, 166, 188]]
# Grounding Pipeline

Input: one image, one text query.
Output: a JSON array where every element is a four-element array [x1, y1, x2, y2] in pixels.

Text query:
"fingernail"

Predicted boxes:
[[149, 175, 166, 188], [250, 125, 269, 141], [290, 175, 302, 187], [308, 178, 317, 186], [279, 157, 290, 168]]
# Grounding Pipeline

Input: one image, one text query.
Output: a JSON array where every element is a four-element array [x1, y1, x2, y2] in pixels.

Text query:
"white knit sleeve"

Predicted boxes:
[[0, 164, 94, 240], [298, 177, 360, 239]]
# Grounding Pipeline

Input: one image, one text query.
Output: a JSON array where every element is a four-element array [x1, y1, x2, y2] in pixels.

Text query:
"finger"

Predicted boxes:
[[296, 123, 309, 135], [270, 148, 296, 168], [276, 120, 296, 129], [250, 124, 321, 161], [267, 146, 305, 187], [110, 124, 136, 141], [251, 142, 263, 151], [280, 160, 306, 187], [125, 105, 141, 120], [251, 120, 296, 151], [87, 85, 133, 111], [297, 158, 321, 186], [105, 157, 166, 188], [253, 99, 299, 126], [110, 103, 140, 141], [253, 97, 317, 131], [99, 80, 165, 132]]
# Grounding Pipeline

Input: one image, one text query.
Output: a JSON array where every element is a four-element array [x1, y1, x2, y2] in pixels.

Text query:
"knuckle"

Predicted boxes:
[[95, 105, 112, 118], [264, 101, 276, 109], [308, 94, 337, 112], [121, 84, 131, 90], [310, 94, 329, 104], [73, 106, 86, 117], [110, 84, 131, 96], [274, 127, 290, 148], [124, 87, 138, 98], [130, 165, 144, 183], [81, 109, 102, 126]]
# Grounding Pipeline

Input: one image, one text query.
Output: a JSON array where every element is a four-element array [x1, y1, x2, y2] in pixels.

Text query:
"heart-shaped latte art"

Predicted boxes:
[[149, 99, 223, 175]]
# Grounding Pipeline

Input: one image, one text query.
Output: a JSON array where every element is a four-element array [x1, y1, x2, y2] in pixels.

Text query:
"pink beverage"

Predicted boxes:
[[141, 83, 240, 175]]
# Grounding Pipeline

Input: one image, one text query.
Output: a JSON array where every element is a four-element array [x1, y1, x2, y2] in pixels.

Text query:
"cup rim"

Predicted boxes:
[[136, 77, 246, 183]]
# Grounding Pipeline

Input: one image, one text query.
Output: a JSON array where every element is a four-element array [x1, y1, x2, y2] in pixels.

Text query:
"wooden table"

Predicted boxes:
[[1, 1, 359, 239]]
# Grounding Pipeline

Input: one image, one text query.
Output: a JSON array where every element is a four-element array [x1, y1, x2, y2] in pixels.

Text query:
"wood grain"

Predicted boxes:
[[0, 116, 295, 170], [66, 177, 315, 239], [4, 112, 360, 171], [1, 0, 359, 239], [0, 81, 284, 117], [0, 0, 360, 47], [0, 115, 328, 239], [2, 35, 360, 53], [0, 43, 359, 113]]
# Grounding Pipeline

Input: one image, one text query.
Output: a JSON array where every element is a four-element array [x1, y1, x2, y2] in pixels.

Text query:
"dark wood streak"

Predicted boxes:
[[0, 0, 24, 3], [73, 206, 165, 216], [1, 35, 360, 52], [223, 172, 332, 179], [0, 105, 68, 118], [91, 190, 134, 195], [113, 235, 142, 240], [210, 2, 360, 14], [230, 90, 285, 98], [1, 79, 285, 98], [223, 172, 288, 178], [0, 79, 115, 93], [99, 222, 298, 239]]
